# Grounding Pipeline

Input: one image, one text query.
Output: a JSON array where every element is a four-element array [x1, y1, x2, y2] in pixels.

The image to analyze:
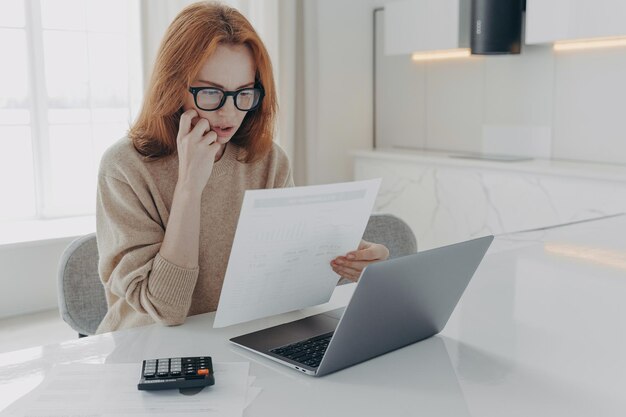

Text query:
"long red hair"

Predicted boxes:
[[129, 1, 277, 163]]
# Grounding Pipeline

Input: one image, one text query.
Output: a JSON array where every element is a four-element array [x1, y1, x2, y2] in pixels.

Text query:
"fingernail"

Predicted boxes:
[[347, 254, 355, 260]]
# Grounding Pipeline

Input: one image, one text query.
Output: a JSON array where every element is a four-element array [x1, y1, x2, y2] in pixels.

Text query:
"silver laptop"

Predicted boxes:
[[230, 235, 494, 376]]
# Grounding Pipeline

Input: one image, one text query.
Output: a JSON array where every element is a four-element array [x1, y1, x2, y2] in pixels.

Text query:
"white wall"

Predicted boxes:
[[306, 1, 626, 186], [304, 0, 391, 185], [374, 9, 626, 164], [0, 237, 75, 318], [551, 47, 626, 163]]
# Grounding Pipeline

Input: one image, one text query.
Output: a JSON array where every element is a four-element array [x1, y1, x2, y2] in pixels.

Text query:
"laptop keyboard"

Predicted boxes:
[[269, 332, 334, 368]]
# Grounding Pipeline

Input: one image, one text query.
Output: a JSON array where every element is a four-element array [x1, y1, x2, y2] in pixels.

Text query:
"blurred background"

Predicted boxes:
[[2, 0, 626, 350]]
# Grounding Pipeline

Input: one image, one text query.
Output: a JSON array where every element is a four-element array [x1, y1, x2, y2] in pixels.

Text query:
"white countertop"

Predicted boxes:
[[2, 215, 626, 416], [352, 147, 626, 182]]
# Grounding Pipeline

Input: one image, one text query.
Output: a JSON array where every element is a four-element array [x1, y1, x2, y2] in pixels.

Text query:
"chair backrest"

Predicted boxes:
[[57, 233, 107, 336], [362, 214, 417, 259]]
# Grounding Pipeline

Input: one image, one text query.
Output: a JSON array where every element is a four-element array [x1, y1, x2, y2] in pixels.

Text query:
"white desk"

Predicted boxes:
[[2, 214, 626, 416]]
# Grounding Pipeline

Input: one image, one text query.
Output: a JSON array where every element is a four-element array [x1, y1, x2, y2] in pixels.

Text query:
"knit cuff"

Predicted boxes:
[[148, 253, 199, 307]]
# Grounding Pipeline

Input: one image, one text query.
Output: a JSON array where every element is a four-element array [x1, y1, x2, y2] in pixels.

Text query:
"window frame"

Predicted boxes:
[[24, 0, 48, 219], [0, 0, 142, 222]]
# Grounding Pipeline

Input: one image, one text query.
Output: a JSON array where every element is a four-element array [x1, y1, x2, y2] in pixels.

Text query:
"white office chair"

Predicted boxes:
[[57, 233, 106, 337]]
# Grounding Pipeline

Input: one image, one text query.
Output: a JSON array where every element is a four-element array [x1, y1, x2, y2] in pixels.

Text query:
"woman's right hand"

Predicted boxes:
[[175, 109, 221, 194], [160, 109, 217, 269]]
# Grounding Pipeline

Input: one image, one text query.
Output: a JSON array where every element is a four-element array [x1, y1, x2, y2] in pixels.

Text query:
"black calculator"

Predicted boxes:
[[138, 356, 215, 391]]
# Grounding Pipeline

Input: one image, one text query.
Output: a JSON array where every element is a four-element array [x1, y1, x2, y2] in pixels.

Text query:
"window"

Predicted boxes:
[[0, 0, 142, 221]]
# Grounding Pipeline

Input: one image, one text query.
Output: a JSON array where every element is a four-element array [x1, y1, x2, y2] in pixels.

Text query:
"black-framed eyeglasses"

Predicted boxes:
[[188, 84, 265, 112]]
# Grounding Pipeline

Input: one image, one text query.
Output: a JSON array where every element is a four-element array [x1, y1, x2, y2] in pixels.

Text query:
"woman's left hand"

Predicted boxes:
[[330, 240, 390, 282]]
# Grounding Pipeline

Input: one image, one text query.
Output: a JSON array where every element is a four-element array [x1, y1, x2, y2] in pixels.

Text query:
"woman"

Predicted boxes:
[[95, 1, 389, 334]]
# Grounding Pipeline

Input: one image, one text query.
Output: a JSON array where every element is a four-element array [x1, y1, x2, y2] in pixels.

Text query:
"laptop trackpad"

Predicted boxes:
[[231, 312, 341, 353]]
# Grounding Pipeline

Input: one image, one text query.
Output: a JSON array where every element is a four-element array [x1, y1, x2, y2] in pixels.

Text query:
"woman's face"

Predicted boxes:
[[184, 43, 256, 145]]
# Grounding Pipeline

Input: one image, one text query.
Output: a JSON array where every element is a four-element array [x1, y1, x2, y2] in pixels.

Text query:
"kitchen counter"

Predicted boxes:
[[352, 148, 626, 250], [353, 148, 626, 182]]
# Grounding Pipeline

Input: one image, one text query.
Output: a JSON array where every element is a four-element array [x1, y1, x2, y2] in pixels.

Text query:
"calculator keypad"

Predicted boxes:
[[138, 356, 214, 391]]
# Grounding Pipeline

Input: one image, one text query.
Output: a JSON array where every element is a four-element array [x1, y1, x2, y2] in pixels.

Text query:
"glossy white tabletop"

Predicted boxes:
[[2, 214, 626, 416]]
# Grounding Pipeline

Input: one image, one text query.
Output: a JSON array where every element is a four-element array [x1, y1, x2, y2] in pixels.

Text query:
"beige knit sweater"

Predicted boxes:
[[95, 137, 293, 334]]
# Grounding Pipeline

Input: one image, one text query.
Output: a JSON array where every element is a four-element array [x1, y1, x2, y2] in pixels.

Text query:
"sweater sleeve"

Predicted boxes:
[[96, 174, 199, 326], [282, 165, 294, 188]]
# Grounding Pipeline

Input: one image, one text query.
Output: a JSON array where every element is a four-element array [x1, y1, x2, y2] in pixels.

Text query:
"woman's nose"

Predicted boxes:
[[217, 96, 237, 115]]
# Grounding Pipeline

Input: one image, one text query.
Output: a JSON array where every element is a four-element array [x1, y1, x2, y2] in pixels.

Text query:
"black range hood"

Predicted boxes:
[[471, 0, 525, 55]]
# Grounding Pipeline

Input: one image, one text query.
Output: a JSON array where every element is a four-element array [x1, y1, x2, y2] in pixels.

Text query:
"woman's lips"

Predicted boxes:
[[213, 126, 234, 137]]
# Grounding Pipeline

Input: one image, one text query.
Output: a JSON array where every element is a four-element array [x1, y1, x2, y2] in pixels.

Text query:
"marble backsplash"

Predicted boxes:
[[354, 149, 626, 251]]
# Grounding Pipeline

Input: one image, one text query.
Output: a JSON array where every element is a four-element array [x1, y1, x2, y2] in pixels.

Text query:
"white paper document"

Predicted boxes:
[[1, 362, 258, 417], [214, 178, 381, 328]]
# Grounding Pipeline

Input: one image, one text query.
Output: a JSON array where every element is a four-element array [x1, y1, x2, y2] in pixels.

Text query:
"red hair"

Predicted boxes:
[[129, 1, 277, 163]]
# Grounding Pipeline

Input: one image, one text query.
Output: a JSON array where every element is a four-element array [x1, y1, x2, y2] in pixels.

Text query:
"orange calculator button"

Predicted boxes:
[[197, 369, 209, 375]]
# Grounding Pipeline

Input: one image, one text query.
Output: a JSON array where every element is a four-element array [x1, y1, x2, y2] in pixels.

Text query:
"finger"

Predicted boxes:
[[332, 256, 363, 268], [206, 141, 222, 157], [216, 135, 230, 145], [346, 247, 381, 262], [189, 118, 210, 139], [334, 264, 362, 279], [336, 259, 372, 270], [338, 268, 360, 282], [335, 271, 358, 283], [331, 261, 354, 275], [357, 239, 371, 250], [178, 109, 198, 138], [202, 130, 218, 145], [332, 265, 357, 281]]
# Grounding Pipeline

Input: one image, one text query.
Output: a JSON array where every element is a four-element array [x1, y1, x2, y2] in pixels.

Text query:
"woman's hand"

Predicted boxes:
[[175, 109, 222, 194], [160, 109, 220, 269], [330, 240, 390, 282]]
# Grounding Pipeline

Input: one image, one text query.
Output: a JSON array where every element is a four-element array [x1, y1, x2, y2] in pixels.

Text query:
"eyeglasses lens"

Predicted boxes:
[[235, 89, 261, 110], [197, 89, 223, 110]]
